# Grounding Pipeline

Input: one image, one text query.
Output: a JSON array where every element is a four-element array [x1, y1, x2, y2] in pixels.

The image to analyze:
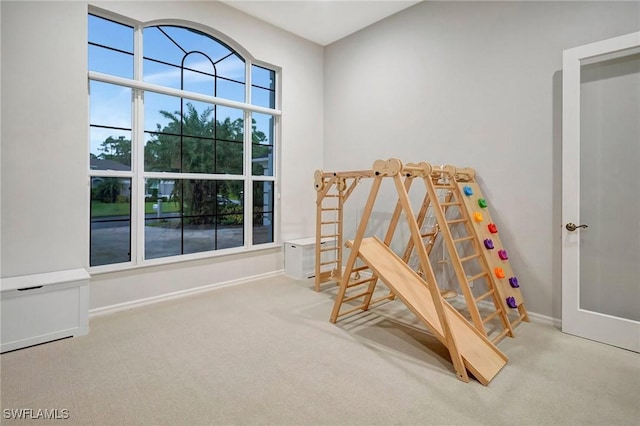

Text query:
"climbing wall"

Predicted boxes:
[[457, 182, 528, 325]]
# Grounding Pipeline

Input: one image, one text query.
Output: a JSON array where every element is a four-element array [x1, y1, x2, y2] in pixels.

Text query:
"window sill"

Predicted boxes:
[[89, 242, 282, 276]]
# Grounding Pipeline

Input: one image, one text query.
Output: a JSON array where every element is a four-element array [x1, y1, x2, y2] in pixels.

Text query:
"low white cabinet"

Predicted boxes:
[[1, 269, 90, 353], [284, 237, 335, 280]]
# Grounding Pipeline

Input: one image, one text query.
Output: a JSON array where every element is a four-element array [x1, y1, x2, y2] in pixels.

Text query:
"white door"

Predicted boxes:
[[562, 32, 640, 353]]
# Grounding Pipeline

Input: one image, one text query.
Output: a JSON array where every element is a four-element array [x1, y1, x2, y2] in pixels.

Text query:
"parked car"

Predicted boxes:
[[217, 195, 241, 205]]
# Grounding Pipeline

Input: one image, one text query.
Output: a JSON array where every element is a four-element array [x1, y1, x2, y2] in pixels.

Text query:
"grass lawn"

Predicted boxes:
[[91, 201, 182, 217]]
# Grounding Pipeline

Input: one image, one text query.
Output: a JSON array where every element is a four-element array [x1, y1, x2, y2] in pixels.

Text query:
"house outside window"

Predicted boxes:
[[88, 12, 280, 269]]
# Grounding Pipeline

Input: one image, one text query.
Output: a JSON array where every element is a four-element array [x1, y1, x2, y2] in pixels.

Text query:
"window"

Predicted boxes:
[[88, 13, 280, 268]]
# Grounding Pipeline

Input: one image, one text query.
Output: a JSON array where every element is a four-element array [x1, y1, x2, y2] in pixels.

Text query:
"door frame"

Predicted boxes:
[[562, 32, 640, 352]]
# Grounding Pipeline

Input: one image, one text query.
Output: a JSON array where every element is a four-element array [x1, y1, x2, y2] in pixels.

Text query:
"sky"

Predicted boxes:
[[88, 14, 275, 166]]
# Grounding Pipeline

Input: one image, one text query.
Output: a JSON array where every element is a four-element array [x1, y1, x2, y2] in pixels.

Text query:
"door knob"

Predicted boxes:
[[566, 223, 588, 231]]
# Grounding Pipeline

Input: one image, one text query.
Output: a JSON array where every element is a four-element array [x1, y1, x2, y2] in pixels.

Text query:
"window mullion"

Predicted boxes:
[[244, 60, 253, 248], [134, 24, 145, 264], [244, 108, 253, 247], [143, 172, 246, 181], [89, 71, 281, 117]]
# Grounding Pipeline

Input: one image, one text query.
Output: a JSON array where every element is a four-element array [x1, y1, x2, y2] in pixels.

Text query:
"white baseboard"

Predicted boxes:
[[525, 310, 561, 328], [89, 270, 284, 318]]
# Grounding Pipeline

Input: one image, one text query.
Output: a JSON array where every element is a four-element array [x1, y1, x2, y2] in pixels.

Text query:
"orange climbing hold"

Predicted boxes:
[[473, 211, 484, 222], [494, 267, 505, 279]]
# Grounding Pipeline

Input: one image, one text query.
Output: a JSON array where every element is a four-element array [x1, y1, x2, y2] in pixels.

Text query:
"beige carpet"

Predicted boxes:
[[1, 275, 639, 425]]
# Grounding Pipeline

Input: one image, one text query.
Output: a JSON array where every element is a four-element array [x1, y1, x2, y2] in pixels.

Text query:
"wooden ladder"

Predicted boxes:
[[314, 174, 343, 291], [401, 183, 458, 299], [314, 170, 374, 291], [422, 168, 514, 343], [454, 180, 529, 333]]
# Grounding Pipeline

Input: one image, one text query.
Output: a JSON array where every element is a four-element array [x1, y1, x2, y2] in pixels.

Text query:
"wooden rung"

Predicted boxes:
[[441, 201, 461, 206], [321, 208, 339, 211], [421, 231, 436, 238], [346, 277, 376, 288], [320, 247, 338, 252], [319, 270, 334, 279], [460, 253, 481, 262], [320, 260, 338, 266], [369, 293, 395, 305], [320, 221, 339, 225], [511, 314, 525, 328], [324, 195, 339, 197], [336, 304, 368, 318], [491, 328, 511, 345], [432, 184, 455, 189], [467, 272, 488, 282], [446, 218, 467, 224], [342, 291, 371, 303], [321, 234, 339, 238], [482, 309, 502, 324], [475, 289, 495, 302], [352, 265, 370, 272], [453, 236, 474, 243]]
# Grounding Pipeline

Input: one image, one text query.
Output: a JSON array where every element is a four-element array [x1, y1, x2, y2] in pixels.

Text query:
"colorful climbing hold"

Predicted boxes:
[[463, 186, 473, 196], [473, 211, 484, 222], [484, 239, 494, 249], [506, 296, 517, 309], [498, 249, 508, 260], [494, 267, 505, 279], [478, 198, 487, 208], [509, 277, 519, 288], [488, 223, 498, 233]]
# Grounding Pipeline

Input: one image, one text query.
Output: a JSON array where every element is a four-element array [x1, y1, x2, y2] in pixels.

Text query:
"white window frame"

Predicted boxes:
[[88, 11, 282, 273]]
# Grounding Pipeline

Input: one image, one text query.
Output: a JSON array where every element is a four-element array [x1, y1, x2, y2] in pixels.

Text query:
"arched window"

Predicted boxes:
[[88, 12, 280, 269]]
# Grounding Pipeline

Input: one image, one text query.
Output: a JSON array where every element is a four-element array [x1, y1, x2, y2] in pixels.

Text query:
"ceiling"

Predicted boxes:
[[220, 0, 422, 46]]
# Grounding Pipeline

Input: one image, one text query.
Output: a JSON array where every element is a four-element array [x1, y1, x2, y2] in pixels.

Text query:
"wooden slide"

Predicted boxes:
[[354, 236, 508, 385]]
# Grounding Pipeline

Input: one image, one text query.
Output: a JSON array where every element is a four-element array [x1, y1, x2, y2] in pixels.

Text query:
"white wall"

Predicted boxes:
[[323, 1, 640, 319], [2, 1, 88, 277], [1, 1, 324, 310]]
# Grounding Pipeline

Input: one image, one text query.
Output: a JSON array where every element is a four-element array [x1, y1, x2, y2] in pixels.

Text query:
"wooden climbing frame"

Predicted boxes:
[[323, 159, 508, 384], [315, 159, 528, 343]]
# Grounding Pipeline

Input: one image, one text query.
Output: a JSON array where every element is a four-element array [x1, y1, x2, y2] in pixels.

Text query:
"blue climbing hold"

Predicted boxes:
[[463, 186, 473, 196]]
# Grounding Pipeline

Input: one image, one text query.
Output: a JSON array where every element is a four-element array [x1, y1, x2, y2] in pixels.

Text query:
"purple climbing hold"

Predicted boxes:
[[498, 249, 508, 260], [506, 296, 517, 309], [509, 277, 519, 288], [484, 239, 494, 249]]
